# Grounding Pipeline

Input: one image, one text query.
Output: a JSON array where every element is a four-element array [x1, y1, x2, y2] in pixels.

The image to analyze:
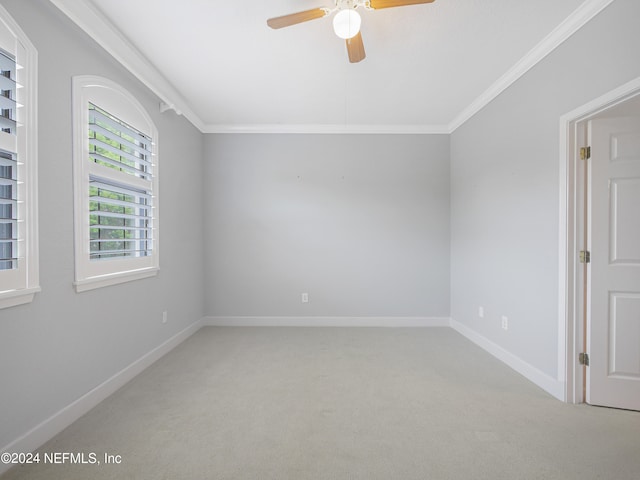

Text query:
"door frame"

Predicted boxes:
[[559, 76, 640, 404]]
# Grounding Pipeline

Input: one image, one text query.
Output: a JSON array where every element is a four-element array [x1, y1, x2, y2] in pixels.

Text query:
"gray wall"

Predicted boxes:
[[204, 134, 450, 318], [0, 0, 204, 449], [450, 0, 640, 379]]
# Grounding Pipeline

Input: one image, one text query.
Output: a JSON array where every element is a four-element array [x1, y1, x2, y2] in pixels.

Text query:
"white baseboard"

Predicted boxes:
[[0, 318, 204, 474], [202, 316, 452, 327], [450, 319, 565, 401]]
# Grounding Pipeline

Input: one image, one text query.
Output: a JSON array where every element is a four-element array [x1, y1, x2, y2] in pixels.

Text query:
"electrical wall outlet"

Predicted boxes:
[[501, 315, 508, 331], [478, 306, 484, 318], [162, 311, 168, 324], [301, 293, 309, 303]]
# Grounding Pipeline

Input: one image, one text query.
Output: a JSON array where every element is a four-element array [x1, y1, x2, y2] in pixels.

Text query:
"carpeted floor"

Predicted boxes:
[[2, 327, 639, 479]]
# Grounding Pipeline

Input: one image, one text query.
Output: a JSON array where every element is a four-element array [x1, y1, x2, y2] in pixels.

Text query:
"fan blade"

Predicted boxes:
[[346, 32, 366, 63], [369, 0, 435, 9], [267, 8, 328, 29]]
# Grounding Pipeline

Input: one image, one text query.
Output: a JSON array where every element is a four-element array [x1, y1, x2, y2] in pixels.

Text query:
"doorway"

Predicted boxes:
[[562, 78, 640, 408]]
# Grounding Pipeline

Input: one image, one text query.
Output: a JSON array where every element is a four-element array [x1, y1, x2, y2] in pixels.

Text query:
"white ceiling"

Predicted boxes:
[[53, 0, 610, 132]]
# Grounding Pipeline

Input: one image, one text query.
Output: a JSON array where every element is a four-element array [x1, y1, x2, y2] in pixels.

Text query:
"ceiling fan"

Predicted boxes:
[[267, 0, 436, 63]]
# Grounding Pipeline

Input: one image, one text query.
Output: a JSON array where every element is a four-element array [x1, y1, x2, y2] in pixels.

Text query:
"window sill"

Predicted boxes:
[[74, 267, 159, 293], [0, 286, 41, 310]]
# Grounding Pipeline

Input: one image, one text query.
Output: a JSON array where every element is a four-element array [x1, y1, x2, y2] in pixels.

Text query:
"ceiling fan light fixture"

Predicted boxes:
[[333, 9, 361, 39]]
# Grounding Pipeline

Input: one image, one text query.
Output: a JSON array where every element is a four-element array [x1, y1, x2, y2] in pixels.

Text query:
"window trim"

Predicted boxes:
[[72, 75, 159, 292], [0, 5, 39, 309]]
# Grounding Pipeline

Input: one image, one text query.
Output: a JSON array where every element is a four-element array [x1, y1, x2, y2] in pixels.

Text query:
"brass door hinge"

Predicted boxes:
[[579, 250, 591, 263], [579, 352, 590, 366], [580, 146, 591, 160]]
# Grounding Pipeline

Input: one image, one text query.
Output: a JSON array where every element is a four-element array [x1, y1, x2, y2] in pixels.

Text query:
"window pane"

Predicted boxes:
[[0, 48, 16, 135], [88, 103, 152, 180], [0, 134, 16, 271], [88, 179, 152, 261]]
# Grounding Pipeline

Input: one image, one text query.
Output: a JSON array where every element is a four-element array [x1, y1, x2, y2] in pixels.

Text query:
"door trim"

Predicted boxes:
[[560, 76, 640, 404]]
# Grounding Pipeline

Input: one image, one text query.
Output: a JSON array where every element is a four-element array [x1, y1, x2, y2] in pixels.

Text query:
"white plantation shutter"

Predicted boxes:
[[88, 104, 154, 260], [89, 179, 152, 259], [0, 150, 17, 270], [89, 105, 153, 180], [0, 49, 18, 271], [0, 50, 17, 134]]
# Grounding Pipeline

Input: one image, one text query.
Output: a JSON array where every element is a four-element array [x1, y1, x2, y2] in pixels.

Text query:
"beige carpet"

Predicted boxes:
[[2, 327, 639, 479]]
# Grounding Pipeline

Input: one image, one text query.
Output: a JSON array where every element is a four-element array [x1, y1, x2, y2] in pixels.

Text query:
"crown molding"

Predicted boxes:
[[448, 0, 616, 132], [202, 123, 451, 134], [48, 0, 205, 131]]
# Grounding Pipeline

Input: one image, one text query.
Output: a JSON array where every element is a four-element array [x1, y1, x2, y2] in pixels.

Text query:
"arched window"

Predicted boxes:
[[72, 76, 159, 292]]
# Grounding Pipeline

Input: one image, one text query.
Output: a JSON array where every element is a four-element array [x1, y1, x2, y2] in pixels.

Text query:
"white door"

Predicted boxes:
[[587, 116, 640, 410]]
